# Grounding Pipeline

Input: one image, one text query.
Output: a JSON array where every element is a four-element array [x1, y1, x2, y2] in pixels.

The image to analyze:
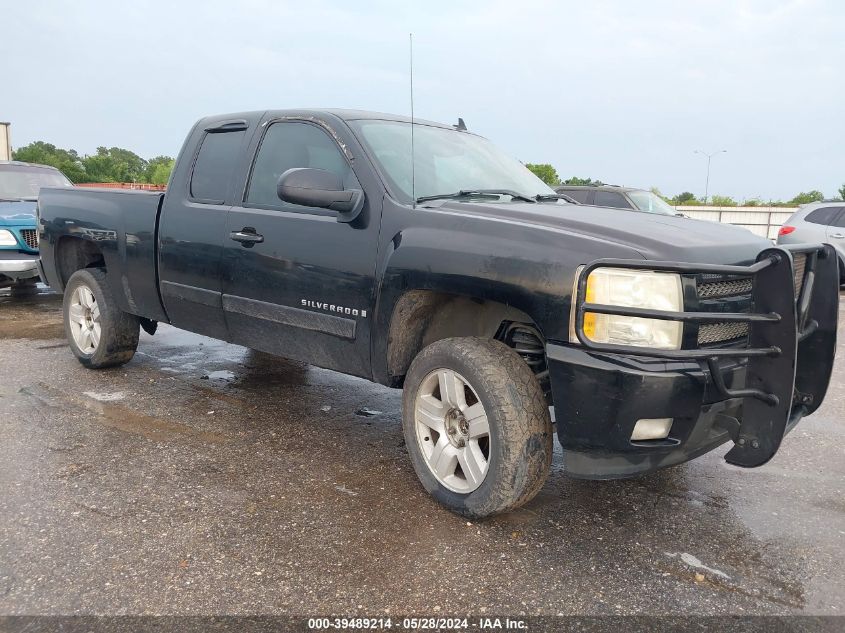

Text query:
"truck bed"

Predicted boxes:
[[38, 187, 168, 321]]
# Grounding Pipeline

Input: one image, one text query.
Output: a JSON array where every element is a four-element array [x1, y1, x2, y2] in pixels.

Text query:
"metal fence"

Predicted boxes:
[[675, 206, 797, 240]]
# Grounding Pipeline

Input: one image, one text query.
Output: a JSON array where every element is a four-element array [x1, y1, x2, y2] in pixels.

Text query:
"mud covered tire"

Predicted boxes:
[[402, 337, 553, 518], [63, 268, 140, 369]]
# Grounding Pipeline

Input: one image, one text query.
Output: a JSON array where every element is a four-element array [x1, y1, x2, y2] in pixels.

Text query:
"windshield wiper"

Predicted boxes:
[[535, 193, 578, 204], [416, 189, 536, 204]]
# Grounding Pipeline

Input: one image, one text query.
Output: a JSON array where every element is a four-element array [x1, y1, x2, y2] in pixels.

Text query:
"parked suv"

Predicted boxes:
[[0, 161, 73, 293], [777, 202, 845, 282], [555, 184, 680, 216]]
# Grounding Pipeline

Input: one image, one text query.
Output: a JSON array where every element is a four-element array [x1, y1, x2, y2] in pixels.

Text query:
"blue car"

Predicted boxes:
[[0, 161, 73, 292]]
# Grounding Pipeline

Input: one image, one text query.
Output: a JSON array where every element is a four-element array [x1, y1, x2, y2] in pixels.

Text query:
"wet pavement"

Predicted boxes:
[[0, 287, 843, 616]]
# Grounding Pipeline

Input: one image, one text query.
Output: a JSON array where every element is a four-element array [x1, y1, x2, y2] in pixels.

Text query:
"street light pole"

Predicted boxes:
[[693, 149, 727, 205]]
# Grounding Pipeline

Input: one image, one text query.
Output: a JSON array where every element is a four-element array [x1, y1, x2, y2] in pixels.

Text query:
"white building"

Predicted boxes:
[[676, 205, 797, 240], [0, 123, 10, 161]]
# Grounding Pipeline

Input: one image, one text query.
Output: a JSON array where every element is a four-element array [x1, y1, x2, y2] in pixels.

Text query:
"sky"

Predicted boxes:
[[2, 0, 843, 201]]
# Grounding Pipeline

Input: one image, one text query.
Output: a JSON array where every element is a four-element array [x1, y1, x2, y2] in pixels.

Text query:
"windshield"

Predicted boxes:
[[0, 165, 73, 199], [626, 190, 677, 215], [348, 120, 556, 204]]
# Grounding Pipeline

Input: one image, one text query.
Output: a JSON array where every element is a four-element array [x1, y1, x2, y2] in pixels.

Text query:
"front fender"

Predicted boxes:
[[370, 222, 607, 384]]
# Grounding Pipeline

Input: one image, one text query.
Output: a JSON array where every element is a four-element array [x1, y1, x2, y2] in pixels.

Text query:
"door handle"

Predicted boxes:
[[230, 228, 264, 247], [830, 233, 845, 239]]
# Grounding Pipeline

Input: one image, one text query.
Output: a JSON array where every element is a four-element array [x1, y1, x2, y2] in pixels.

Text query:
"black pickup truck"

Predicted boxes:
[[37, 109, 838, 518]]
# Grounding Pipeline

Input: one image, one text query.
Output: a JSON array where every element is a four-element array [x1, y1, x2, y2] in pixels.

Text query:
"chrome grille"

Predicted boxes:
[[696, 274, 753, 345], [698, 277, 752, 298], [19, 229, 38, 249], [695, 253, 808, 347], [698, 322, 749, 346]]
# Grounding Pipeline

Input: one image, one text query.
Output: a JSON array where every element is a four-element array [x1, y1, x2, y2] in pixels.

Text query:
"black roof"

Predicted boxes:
[[198, 109, 460, 131]]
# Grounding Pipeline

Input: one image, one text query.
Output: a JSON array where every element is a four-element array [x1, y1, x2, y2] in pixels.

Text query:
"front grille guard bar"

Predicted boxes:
[[573, 244, 838, 468]]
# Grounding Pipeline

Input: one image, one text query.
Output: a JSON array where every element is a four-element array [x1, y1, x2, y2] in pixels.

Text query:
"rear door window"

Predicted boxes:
[[805, 207, 842, 225], [190, 130, 246, 203], [824, 208, 845, 227], [594, 190, 632, 209]]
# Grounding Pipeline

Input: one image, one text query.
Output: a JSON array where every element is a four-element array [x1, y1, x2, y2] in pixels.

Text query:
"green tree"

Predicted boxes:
[[12, 141, 90, 183], [709, 195, 737, 207], [147, 157, 175, 185], [12, 140, 176, 186], [82, 146, 147, 183], [742, 198, 762, 207], [838, 183, 845, 200], [789, 190, 824, 205], [525, 163, 559, 186], [671, 191, 699, 205], [562, 176, 604, 186]]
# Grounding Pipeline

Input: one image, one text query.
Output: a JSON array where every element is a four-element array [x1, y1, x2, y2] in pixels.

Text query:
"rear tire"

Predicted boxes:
[[63, 268, 140, 369], [402, 337, 553, 518]]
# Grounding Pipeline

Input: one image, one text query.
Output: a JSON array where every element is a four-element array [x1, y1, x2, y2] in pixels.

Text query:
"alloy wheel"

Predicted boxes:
[[413, 368, 491, 493], [68, 284, 101, 354]]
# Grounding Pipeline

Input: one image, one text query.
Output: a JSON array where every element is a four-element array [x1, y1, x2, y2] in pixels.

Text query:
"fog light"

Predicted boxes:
[[631, 418, 673, 441]]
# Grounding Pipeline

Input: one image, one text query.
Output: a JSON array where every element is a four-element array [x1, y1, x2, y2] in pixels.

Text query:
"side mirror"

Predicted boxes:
[[277, 168, 364, 223]]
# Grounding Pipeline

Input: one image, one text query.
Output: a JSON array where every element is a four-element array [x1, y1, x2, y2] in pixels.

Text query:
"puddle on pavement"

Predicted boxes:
[[0, 288, 64, 340], [202, 370, 235, 381], [0, 320, 64, 340], [140, 326, 250, 366], [21, 382, 229, 444]]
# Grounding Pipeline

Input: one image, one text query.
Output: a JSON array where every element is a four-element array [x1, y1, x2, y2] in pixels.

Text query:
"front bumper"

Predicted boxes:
[[551, 244, 838, 479], [0, 251, 40, 280]]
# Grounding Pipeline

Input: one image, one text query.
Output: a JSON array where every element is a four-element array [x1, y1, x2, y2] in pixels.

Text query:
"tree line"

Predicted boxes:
[[10, 144, 844, 205], [525, 163, 845, 207], [12, 141, 175, 186]]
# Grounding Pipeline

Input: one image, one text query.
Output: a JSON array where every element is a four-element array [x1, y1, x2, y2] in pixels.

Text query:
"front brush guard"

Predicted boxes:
[[573, 244, 839, 468]]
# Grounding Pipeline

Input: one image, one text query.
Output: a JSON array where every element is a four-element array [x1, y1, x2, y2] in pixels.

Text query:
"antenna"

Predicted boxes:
[[409, 33, 416, 209]]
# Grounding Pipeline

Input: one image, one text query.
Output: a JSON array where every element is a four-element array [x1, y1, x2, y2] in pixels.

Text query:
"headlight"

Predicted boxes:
[[0, 229, 18, 246], [570, 267, 684, 350]]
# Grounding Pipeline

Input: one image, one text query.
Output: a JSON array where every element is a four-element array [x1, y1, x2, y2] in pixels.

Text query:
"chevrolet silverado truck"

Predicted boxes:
[[0, 160, 72, 293], [37, 110, 838, 518]]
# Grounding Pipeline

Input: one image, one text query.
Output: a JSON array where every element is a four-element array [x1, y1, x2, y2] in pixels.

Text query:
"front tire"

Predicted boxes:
[[63, 268, 140, 369], [402, 337, 553, 518]]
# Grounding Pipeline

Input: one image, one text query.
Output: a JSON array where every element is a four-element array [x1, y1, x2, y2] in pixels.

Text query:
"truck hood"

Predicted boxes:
[[0, 200, 38, 227], [435, 201, 771, 265]]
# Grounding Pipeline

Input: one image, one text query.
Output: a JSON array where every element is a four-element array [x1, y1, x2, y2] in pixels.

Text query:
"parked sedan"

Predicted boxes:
[[777, 201, 845, 283], [0, 161, 73, 293]]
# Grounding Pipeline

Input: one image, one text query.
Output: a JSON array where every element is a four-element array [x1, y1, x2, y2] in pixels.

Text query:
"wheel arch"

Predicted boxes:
[[375, 286, 551, 401], [54, 235, 107, 290]]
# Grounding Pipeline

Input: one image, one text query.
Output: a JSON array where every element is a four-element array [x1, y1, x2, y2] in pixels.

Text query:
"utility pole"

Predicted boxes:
[[693, 149, 727, 205]]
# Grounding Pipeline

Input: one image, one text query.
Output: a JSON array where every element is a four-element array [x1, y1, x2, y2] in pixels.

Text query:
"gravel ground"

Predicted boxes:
[[0, 287, 843, 616]]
